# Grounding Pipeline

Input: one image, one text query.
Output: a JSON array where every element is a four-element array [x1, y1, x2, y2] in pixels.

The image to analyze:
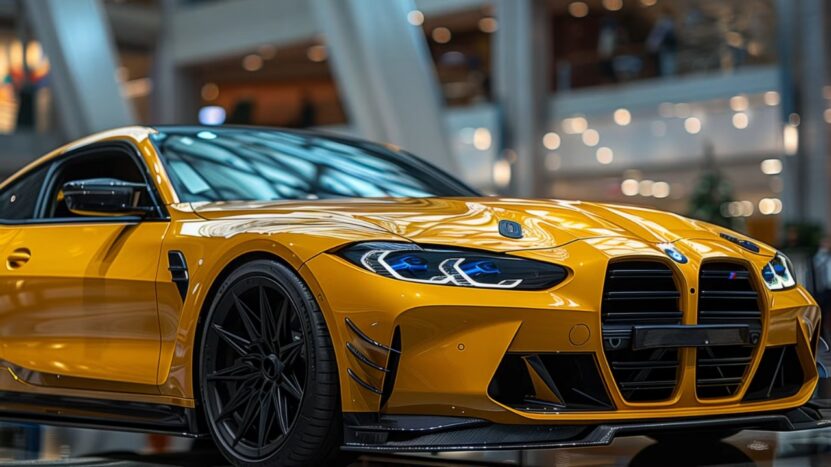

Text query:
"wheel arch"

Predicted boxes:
[[189, 248, 341, 413]]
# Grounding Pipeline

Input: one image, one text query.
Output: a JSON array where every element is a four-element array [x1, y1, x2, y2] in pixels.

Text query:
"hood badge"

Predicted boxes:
[[498, 220, 523, 239], [660, 243, 688, 264]]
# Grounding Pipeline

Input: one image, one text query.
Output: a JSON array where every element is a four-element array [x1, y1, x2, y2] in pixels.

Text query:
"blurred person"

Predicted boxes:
[[780, 225, 814, 293], [227, 99, 254, 125], [813, 237, 831, 340], [294, 91, 317, 128], [646, 7, 678, 77], [597, 16, 625, 82]]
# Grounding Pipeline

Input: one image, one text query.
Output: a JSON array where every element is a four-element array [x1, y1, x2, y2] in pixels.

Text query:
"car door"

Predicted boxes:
[[0, 142, 168, 387]]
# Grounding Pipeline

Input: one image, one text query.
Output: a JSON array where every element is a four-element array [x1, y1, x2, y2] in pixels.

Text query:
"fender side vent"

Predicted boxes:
[[380, 327, 401, 408], [168, 251, 189, 301]]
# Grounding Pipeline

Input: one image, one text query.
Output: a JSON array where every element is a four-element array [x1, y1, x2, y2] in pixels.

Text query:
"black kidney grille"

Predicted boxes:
[[696, 262, 762, 398], [602, 261, 682, 402]]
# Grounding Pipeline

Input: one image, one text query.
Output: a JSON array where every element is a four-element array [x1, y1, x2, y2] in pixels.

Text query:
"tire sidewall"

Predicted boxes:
[[197, 259, 334, 467]]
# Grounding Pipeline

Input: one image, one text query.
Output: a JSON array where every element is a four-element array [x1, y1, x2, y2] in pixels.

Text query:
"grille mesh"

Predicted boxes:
[[696, 262, 762, 398], [601, 261, 681, 402]]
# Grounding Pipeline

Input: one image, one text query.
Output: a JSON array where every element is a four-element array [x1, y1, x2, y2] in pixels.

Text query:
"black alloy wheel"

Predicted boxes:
[[199, 260, 341, 466]]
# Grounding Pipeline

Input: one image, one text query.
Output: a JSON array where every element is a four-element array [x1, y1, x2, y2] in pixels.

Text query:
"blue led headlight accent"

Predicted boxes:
[[460, 260, 500, 277], [761, 253, 796, 291], [338, 242, 567, 290], [388, 254, 429, 275]]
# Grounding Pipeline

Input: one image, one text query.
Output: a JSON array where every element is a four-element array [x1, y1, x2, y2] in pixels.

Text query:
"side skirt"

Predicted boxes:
[[0, 391, 206, 437]]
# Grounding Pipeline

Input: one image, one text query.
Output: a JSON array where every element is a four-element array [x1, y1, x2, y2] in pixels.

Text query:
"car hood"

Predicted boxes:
[[190, 197, 775, 255]]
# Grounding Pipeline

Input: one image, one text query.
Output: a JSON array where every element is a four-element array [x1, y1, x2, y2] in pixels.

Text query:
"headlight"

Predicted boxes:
[[761, 253, 796, 290], [338, 241, 567, 290]]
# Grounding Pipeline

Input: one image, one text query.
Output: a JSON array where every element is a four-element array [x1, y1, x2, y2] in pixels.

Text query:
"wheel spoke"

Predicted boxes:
[[233, 293, 261, 342], [275, 299, 289, 345], [258, 286, 278, 351], [231, 391, 260, 447], [273, 387, 290, 435], [212, 324, 250, 356], [207, 362, 257, 382], [280, 373, 303, 401], [216, 378, 258, 422], [279, 339, 303, 360], [256, 384, 274, 450]]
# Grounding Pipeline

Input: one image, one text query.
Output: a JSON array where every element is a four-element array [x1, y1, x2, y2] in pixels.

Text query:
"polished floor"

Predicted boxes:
[[0, 426, 826, 466]]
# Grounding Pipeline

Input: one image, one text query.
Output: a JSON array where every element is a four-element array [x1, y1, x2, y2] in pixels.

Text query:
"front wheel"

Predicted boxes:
[[198, 259, 341, 466]]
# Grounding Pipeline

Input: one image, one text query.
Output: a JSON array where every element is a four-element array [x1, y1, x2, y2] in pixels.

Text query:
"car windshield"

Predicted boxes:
[[150, 127, 478, 202]]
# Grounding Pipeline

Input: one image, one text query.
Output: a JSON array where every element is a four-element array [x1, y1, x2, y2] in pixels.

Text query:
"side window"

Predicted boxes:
[[44, 148, 152, 219], [0, 164, 50, 221]]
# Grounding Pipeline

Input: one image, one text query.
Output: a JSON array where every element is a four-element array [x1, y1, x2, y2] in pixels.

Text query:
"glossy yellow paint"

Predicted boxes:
[[0, 127, 819, 425]]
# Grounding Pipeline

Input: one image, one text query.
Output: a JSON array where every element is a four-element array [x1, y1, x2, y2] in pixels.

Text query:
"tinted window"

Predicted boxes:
[[150, 128, 477, 202], [0, 164, 49, 220]]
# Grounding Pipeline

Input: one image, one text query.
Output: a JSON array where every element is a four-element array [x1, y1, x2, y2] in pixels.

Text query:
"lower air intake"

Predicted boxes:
[[743, 345, 804, 401], [488, 353, 613, 412]]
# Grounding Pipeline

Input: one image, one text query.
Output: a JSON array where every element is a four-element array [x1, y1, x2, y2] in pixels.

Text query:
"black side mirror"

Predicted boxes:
[[61, 178, 154, 217]]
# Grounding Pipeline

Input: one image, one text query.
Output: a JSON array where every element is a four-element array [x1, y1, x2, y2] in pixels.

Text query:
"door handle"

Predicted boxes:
[[7, 248, 31, 269]]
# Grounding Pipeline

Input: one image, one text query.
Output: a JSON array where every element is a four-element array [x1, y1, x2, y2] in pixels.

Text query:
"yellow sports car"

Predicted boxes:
[[0, 126, 826, 466]]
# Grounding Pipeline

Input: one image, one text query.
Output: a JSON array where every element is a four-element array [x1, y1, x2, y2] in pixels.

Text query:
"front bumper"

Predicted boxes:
[[302, 237, 821, 424]]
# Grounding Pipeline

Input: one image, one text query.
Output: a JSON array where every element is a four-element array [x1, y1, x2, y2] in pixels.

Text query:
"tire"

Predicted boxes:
[[198, 259, 342, 466]]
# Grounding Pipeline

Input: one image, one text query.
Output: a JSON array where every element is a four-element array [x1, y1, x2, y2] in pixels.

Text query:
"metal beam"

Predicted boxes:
[[166, 0, 487, 66], [493, 0, 550, 197], [24, 0, 134, 140], [311, 0, 456, 172], [169, 0, 317, 65], [152, 0, 198, 124]]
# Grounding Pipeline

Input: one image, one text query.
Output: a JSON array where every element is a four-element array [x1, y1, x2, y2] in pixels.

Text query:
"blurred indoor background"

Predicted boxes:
[[0, 0, 829, 464]]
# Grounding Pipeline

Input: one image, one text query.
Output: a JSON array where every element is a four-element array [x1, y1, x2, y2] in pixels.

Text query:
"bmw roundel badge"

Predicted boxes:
[[662, 244, 688, 264], [498, 220, 523, 239]]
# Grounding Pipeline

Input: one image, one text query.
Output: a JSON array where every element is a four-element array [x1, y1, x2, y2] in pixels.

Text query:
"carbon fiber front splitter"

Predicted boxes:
[[342, 400, 831, 452]]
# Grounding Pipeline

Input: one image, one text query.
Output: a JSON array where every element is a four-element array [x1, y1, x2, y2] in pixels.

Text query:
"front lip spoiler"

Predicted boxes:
[[342, 401, 831, 452]]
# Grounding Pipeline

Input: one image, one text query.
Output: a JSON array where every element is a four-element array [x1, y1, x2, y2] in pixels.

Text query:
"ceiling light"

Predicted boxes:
[[602, 0, 623, 11], [568, 2, 589, 18], [201, 83, 219, 101], [596, 147, 613, 164], [432, 27, 452, 44], [729, 95, 749, 111], [543, 132, 561, 150], [621, 179, 639, 196], [478, 17, 498, 33], [732, 112, 749, 129], [760, 159, 783, 175], [764, 91, 780, 106], [407, 10, 424, 26], [614, 108, 631, 126], [652, 181, 670, 198], [242, 54, 263, 71], [493, 160, 511, 187], [582, 129, 600, 146], [784, 124, 798, 155], [473, 128, 492, 150], [562, 116, 588, 134], [684, 117, 701, 134], [638, 180, 654, 197], [307, 45, 328, 62]]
